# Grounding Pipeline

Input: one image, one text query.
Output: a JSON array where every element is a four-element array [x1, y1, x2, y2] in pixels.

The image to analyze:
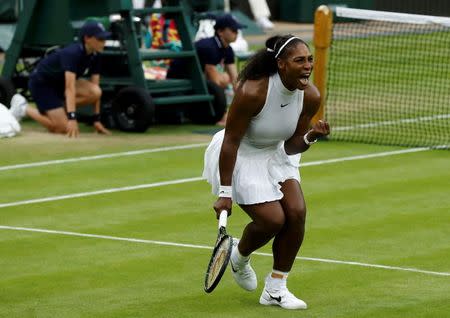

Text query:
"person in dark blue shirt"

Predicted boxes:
[[168, 14, 245, 90], [167, 14, 245, 125], [19, 21, 112, 137]]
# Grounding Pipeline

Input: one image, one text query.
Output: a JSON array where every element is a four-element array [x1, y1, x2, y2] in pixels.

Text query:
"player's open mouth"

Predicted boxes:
[[299, 75, 310, 85]]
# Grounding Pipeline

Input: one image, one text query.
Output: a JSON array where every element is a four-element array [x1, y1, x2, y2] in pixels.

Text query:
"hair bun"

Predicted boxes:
[[265, 35, 281, 52]]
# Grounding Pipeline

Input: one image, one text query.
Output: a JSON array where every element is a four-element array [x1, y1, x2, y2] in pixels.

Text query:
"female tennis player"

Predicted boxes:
[[203, 35, 330, 310]]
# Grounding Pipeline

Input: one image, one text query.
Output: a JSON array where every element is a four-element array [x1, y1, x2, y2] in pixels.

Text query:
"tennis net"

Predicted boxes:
[[325, 8, 450, 149]]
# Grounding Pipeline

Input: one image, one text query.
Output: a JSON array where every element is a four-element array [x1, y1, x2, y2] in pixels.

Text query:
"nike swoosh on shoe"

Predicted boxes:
[[268, 293, 282, 302], [230, 260, 238, 273]]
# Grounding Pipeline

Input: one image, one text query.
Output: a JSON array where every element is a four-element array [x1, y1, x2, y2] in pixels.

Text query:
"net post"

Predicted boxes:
[[312, 5, 333, 124]]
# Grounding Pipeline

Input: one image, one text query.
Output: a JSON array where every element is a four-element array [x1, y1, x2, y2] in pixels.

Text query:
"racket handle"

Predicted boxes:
[[218, 210, 228, 228]]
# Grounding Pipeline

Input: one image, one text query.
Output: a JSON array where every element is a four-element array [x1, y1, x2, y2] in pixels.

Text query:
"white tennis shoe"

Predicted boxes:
[[259, 286, 307, 310], [230, 238, 257, 291], [9, 94, 28, 121]]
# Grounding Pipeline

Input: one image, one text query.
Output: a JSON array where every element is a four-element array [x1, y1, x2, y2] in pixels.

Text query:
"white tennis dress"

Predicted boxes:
[[202, 72, 304, 204]]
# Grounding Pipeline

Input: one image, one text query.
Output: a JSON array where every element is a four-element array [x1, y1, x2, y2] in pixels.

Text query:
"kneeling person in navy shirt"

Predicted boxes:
[[16, 21, 112, 137]]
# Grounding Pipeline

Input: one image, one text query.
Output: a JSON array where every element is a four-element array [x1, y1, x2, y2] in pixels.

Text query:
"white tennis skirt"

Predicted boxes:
[[202, 129, 302, 205]]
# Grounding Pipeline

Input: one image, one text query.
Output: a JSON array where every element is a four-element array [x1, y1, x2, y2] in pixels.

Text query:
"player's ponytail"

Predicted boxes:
[[238, 36, 279, 82]]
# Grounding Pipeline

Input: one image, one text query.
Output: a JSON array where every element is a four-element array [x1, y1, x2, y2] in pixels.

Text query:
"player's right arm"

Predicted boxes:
[[213, 78, 268, 217]]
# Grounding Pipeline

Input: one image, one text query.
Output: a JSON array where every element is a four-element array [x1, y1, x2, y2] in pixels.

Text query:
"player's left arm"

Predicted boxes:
[[284, 82, 330, 154]]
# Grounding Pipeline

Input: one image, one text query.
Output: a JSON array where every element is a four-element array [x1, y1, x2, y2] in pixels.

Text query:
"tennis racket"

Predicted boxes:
[[204, 210, 233, 293]]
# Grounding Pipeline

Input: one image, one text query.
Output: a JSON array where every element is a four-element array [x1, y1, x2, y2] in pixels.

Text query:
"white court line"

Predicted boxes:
[[0, 143, 209, 172], [301, 146, 429, 166], [334, 114, 450, 131], [0, 225, 448, 277], [0, 147, 434, 209], [0, 177, 204, 209], [1, 134, 447, 173]]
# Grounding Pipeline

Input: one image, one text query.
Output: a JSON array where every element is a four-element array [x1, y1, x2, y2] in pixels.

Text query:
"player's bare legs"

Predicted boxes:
[[259, 179, 307, 309], [235, 179, 308, 309], [238, 201, 286, 256], [228, 201, 283, 292], [273, 179, 307, 271], [237, 180, 306, 267]]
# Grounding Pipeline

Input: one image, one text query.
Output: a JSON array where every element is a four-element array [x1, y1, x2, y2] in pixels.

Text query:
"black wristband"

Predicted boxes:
[[67, 112, 77, 120], [92, 113, 101, 122]]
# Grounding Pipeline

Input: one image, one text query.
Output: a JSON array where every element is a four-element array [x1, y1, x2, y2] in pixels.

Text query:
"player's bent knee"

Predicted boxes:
[[264, 214, 285, 234], [288, 205, 307, 227]]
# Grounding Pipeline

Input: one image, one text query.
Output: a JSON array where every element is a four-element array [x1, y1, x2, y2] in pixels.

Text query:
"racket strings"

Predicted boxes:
[[205, 236, 232, 290]]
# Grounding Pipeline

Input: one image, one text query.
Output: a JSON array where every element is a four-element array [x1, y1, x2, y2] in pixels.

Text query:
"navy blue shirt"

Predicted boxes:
[[32, 42, 101, 85], [167, 36, 234, 78]]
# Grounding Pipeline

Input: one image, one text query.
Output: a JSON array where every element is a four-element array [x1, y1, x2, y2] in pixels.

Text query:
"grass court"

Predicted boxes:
[[1, 120, 449, 317]]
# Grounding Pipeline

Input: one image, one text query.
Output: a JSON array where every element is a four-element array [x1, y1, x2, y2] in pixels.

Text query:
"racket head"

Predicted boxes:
[[204, 230, 233, 293]]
